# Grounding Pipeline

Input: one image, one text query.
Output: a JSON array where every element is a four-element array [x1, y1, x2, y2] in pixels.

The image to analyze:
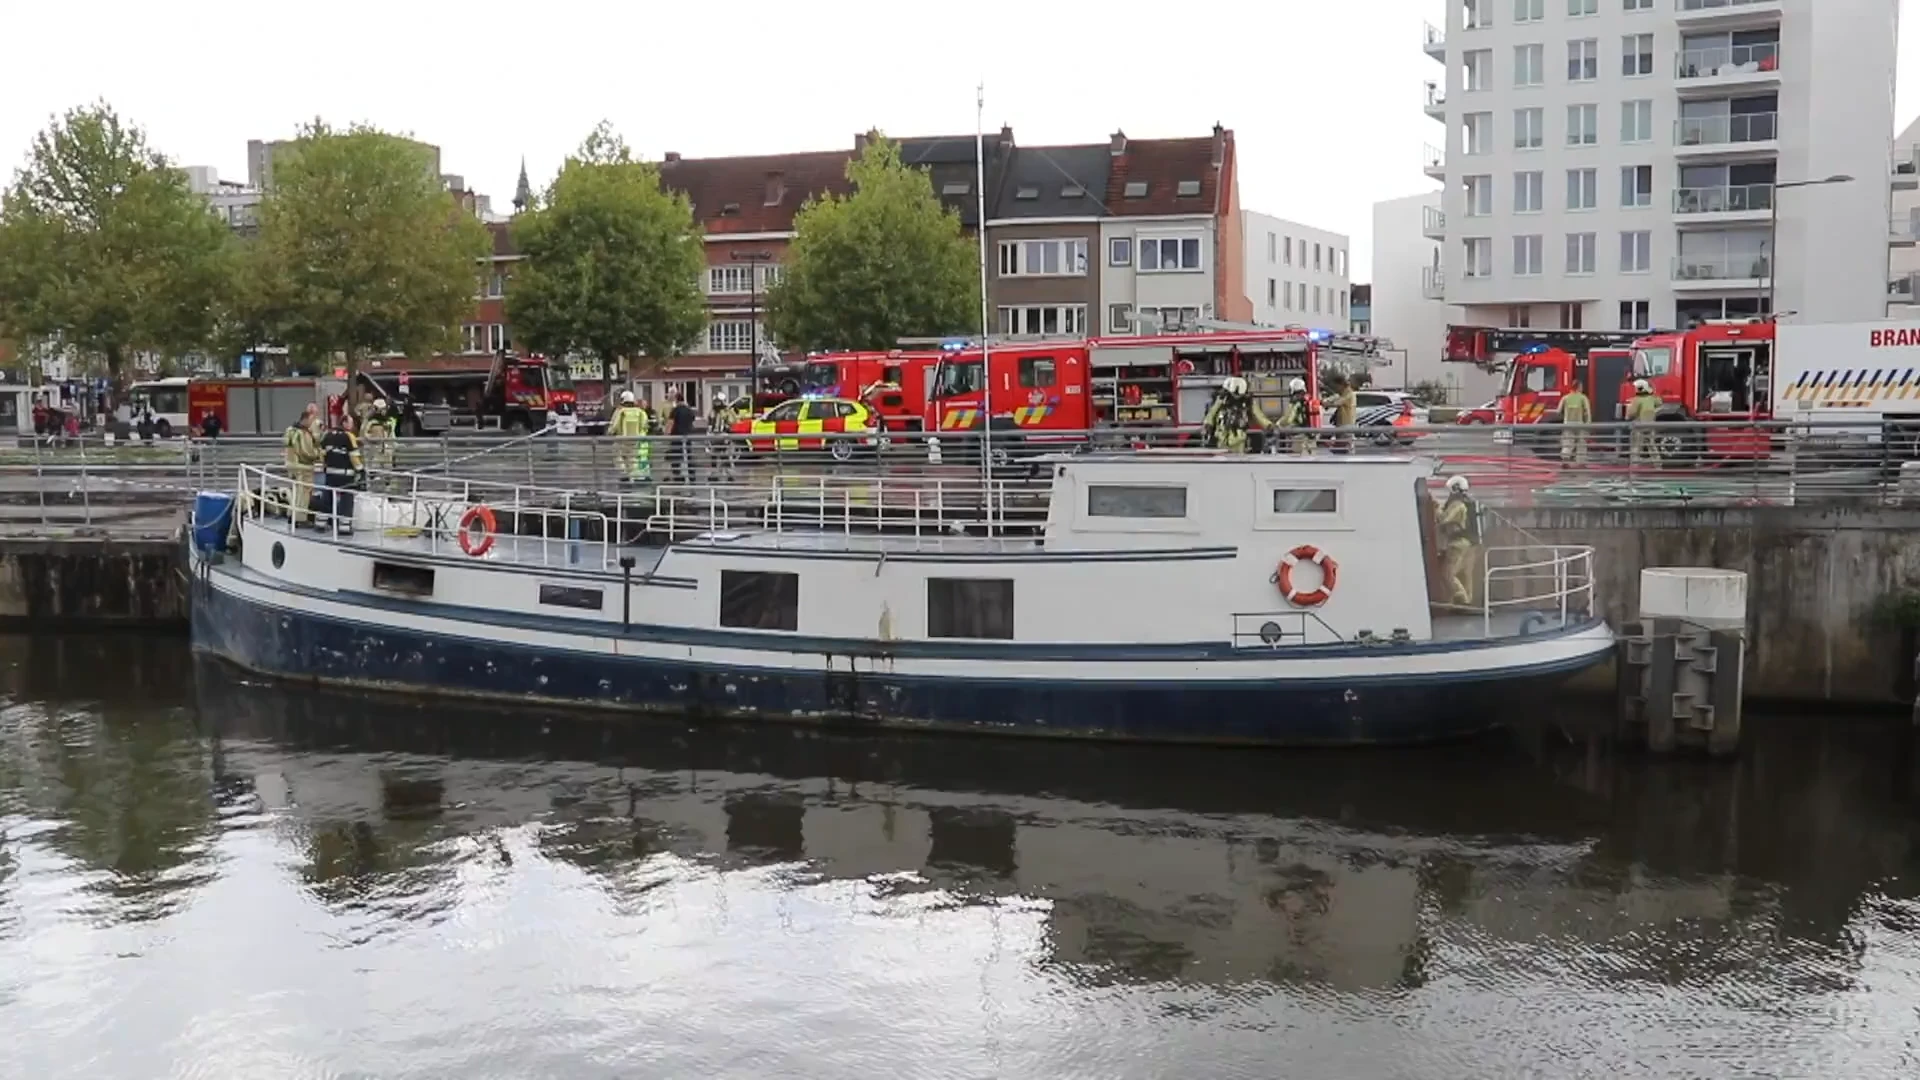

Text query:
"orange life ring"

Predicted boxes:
[[458, 504, 497, 557], [1276, 544, 1338, 607]]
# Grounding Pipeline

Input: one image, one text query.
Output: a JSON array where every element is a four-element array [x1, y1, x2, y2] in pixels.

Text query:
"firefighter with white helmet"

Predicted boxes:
[[1437, 474, 1481, 606], [609, 389, 652, 483], [1200, 375, 1268, 454], [1275, 376, 1315, 455], [1626, 377, 1662, 466]]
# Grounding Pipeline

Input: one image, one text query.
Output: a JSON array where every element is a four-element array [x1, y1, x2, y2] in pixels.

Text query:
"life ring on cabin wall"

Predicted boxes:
[[458, 504, 497, 558], [1274, 544, 1338, 607]]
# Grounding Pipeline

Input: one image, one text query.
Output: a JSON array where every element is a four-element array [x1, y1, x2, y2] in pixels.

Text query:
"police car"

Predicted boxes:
[[730, 396, 878, 460]]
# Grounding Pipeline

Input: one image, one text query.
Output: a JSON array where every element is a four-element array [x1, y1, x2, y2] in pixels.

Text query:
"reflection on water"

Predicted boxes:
[[1, 634, 1918, 1079]]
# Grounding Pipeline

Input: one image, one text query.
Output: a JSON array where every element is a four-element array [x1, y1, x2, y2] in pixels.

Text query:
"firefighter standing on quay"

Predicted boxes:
[[1437, 474, 1481, 606], [1557, 383, 1592, 465], [1626, 378, 1662, 465], [282, 403, 322, 527], [1201, 376, 1269, 453], [609, 390, 653, 483], [709, 392, 741, 481]]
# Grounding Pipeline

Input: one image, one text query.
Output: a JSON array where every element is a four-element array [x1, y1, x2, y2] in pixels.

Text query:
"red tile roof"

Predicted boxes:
[[1104, 132, 1229, 218], [658, 149, 855, 235]]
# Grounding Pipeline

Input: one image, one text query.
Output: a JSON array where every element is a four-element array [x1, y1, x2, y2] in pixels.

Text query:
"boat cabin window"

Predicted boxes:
[[1086, 484, 1188, 519], [371, 562, 435, 597], [1018, 357, 1056, 388], [538, 584, 604, 611], [1271, 488, 1339, 514], [927, 578, 1015, 640], [720, 570, 799, 631]]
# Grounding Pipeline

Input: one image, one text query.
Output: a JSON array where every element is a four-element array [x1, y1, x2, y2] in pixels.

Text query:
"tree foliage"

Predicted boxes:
[[766, 136, 980, 352], [0, 102, 234, 381], [251, 121, 488, 374], [509, 123, 708, 386]]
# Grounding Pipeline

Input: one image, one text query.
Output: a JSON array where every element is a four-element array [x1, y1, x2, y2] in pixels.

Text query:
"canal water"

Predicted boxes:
[[1, 636, 1918, 1080]]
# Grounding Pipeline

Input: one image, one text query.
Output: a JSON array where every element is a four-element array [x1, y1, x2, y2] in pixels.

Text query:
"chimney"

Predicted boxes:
[[765, 170, 785, 206], [855, 131, 871, 154], [664, 151, 681, 163], [1109, 130, 1127, 157], [1211, 124, 1227, 168], [998, 124, 1014, 149]]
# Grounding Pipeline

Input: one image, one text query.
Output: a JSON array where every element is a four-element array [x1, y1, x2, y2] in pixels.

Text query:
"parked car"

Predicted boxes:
[[1352, 390, 1430, 445]]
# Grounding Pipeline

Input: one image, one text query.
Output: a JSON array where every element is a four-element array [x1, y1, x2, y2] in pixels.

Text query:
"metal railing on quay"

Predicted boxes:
[[25, 418, 1920, 528]]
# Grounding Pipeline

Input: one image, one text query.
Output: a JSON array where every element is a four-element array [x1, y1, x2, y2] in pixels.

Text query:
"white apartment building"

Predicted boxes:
[[1423, 0, 1898, 333], [1242, 211, 1352, 328], [1371, 191, 1505, 403], [1890, 117, 1920, 315]]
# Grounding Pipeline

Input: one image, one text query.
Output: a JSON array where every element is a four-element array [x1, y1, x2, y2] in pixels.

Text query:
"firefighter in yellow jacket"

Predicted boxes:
[[1557, 385, 1592, 465], [608, 390, 652, 483], [282, 404, 322, 525], [1437, 474, 1480, 606], [1626, 378, 1662, 465]]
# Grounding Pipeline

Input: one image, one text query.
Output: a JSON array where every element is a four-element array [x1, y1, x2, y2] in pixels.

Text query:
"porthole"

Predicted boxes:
[[271, 542, 286, 569]]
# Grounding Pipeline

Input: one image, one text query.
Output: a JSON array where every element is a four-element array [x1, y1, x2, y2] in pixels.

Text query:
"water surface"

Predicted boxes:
[[2, 634, 1918, 1079]]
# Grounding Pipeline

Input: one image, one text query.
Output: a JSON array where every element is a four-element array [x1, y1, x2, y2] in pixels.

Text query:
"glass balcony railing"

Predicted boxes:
[[1678, 0, 1777, 12], [1422, 267, 1446, 299], [1423, 144, 1445, 172], [1424, 22, 1444, 51], [1672, 183, 1774, 213], [1675, 111, 1778, 147], [1423, 205, 1447, 233], [1676, 43, 1779, 78], [1672, 254, 1771, 281]]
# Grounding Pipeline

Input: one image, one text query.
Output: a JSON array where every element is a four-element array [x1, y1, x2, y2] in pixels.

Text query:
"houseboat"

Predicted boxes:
[[187, 451, 1614, 745]]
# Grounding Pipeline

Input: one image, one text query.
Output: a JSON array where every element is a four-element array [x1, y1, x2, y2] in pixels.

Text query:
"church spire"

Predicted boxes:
[[512, 157, 532, 213]]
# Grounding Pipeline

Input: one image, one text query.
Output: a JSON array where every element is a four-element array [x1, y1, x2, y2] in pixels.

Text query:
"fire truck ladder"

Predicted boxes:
[[1476, 328, 1646, 355]]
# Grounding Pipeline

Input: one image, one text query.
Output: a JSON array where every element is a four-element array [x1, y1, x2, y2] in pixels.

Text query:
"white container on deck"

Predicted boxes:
[[1639, 568, 1747, 631]]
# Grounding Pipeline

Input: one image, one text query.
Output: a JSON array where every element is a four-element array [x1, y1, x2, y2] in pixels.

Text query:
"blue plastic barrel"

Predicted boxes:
[[192, 491, 236, 554]]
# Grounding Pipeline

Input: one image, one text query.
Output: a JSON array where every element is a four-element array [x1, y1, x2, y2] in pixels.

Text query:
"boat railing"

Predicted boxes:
[[646, 470, 1045, 539], [1480, 545, 1597, 637]]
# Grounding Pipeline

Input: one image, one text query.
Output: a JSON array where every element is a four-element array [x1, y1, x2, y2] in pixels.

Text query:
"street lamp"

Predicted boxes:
[[1768, 174, 1854, 318], [730, 250, 774, 404]]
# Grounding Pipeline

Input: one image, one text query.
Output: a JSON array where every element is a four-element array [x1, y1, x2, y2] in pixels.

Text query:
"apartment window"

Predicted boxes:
[[1284, 282, 1293, 309], [1565, 232, 1597, 275], [1566, 168, 1597, 210], [1567, 39, 1598, 81], [760, 264, 783, 288], [1314, 243, 1323, 270], [708, 265, 754, 294], [1141, 305, 1199, 332], [1514, 44, 1544, 87], [1464, 174, 1494, 216], [1313, 286, 1322, 313], [1514, 0, 1543, 20], [927, 579, 1015, 641], [461, 323, 484, 353], [1568, 0, 1596, 14], [1339, 290, 1348, 316], [1464, 112, 1493, 155], [708, 319, 755, 353], [1620, 99, 1653, 143], [484, 272, 505, 298], [997, 238, 1087, 277], [1621, 33, 1654, 76], [1620, 229, 1652, 272], [488, 323, 509, 352], [1464, 50, 1493, 92], [1266, 232, 1276, 260], [1108, 303, 1132, 333], [1463, 237, 1493, 278], [1109, 236, 1132, 266], [1513, 235, 1543, 276], [1514, 107, 1544, 150], [1620, 165, 1653, 208], [998, 305, 1086, 337], [1624, 0, 1652, 9], [1619, 300, 1651, 331], [1284, 237, 1293, 264], [1567, 104, 1598, 146], [1087, 484, 1188, 518], [720, 570, 799, 632], [1514, 171, 1543, 213], [1138, 235, 1202, 271], [1508, 306, 1533, 327], [1267, 278, 1277, 305], [1464, 0, 1491, 27]]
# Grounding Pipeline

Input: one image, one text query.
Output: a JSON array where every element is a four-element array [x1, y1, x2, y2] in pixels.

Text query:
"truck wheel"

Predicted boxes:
[[1654, 416, 1701, 467], [505, 416, 529, 435]]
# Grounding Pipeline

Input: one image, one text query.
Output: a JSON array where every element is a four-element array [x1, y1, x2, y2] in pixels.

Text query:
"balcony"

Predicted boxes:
[[1889, 274, 1920, 305], [1675, 0, 1782, 30], [1895, 146, 1920, 192], [1422, 205, 1447, 240], [1423, 22, 1445, 61], [1422, 266, 1445, 300], [1672, 183, 1773, 224], [1674, 112, 1778, 157], [1894, 213, 1920, 248], [1424, 82, 1446, 120], [1422, 143, 1446, 180], [1675, 43, 1780, 95], [1672, 253, 1770, 289]]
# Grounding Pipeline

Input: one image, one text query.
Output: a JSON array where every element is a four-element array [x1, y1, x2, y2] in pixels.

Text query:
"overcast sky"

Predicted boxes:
[[6, 0, 1920, 283]]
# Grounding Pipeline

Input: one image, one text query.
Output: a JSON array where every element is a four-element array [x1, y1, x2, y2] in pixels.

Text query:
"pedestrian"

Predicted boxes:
[[668, 391, 697, 483], [608, 390, 651, 484], [1626, 378, 1662, 466], [1558, 383, 1592, 466], [282, 404, 322, 527], [317, 410, 363, 533], [200, 408, 222, 441], [1437, 475, 1481, 607]]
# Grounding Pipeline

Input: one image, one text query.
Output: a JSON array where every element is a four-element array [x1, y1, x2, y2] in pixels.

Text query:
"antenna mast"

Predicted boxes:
[[974, 84, 994, 533]]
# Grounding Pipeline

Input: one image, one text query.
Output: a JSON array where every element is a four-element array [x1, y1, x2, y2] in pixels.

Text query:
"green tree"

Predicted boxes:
[[251, 121, 487, 380], [767, 135, 980, 352], [0, 102, 234, 387], [509, 123, 708, 392]]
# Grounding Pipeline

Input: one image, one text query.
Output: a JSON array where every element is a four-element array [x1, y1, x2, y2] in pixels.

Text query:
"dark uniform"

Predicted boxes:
[[317, 426, 363, 532]]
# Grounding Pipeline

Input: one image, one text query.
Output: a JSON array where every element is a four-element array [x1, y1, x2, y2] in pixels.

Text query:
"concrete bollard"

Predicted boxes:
[[1900, 461, 1920, 507], [1618, 567, 1748, 757]]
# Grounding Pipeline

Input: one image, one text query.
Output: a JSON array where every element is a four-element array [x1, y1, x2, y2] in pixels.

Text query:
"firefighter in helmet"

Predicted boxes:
[[1437, 474, 1481, 606], [609, 389, 652, 483], [360, 397, 396, 489], [1277, 377, 1315, 455], [1626, 378, 1662, 466], [1201, 376, 1269, 453]]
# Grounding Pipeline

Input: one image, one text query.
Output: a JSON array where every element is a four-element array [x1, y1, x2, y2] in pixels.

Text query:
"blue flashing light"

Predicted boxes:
[[1521, 343, 1550, 354], [940, 339, 969, 352], [1306, 329, 1329, 343]]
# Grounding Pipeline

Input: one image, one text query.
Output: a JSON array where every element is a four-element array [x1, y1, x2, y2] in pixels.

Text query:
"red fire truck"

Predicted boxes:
[[361, 352, 577, 435], [1626, 320, 1775, 461], [756, 350, 944, 430], [1446, 327, 1647, 422], [189, 375, 350, 436]]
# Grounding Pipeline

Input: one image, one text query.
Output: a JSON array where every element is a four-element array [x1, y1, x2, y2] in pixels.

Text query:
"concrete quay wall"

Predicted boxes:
[[0, 532, 187, 628], [1492, 505, 1920, 707]]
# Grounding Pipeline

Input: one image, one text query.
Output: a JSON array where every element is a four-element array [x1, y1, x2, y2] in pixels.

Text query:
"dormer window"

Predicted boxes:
[[1124, 181, 1148, 198], [942, 181, 971, 196], [719, 202, 741, 216], [1061, 184, 1085, 198], [1176, 180, 1201, 197], [1015, 185, 1039, 200]]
